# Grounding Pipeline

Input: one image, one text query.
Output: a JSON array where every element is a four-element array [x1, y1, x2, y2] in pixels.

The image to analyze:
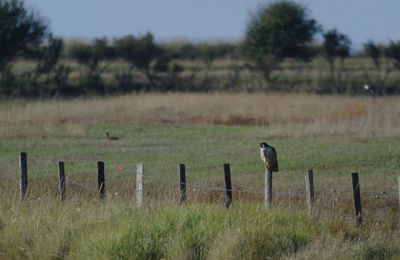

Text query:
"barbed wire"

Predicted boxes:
[[0, 175, 19, 182], [1, 182, 399, 225], [1, 155, 399, 203], [2, 176, 398, 201]]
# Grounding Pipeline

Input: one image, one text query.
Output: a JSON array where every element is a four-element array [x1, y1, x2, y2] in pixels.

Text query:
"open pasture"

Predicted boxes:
[[1, 93, 400, 259]]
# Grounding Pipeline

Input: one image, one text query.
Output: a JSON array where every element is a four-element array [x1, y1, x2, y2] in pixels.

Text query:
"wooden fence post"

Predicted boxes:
[[398, 176, 400, 212], [224, 163, 232, 208], [19, 152, 28, 200], [136, 164, 144, 207], [265, 168, 273, 208], [58, 161, 66, 202], [288, 187, 292, 214], [97, 161, 105, 202], [179, 163, 186, 203], [305, 169, 315, 217], [351, 173, 363, 226]]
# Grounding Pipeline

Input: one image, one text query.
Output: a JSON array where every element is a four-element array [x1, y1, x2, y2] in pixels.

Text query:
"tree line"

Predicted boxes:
[[1, 0, 400, 98]]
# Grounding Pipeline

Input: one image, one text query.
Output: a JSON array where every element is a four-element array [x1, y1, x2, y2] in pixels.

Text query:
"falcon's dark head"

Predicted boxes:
[[260, 142, 268, 148]]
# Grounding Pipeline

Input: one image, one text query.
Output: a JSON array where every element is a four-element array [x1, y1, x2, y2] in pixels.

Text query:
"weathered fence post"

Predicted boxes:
[[58, 161, 66, 202], [19, 152, 28, 200], [398, 176, 400, 212], [331, 189, 337, 213], [136, 164, 144, 207], [179, 163, 186, 203], [288, 187, 292, 214], [351, 172, 363, 226], [265, 168, 273, 208], [305, 169, 315, 217], [97, 161, 105, 202], [224, 163, 232, 208]]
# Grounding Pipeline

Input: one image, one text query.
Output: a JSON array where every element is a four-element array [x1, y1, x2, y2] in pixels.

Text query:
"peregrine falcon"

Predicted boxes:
[[260, 142, 278, 171]]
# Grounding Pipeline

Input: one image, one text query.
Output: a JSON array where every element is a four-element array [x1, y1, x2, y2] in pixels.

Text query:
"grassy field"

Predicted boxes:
[[1, 93, 400, 259]]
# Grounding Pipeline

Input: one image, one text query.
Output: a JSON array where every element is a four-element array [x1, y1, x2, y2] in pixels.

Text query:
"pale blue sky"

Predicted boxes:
[[25, 0, 400, 47]]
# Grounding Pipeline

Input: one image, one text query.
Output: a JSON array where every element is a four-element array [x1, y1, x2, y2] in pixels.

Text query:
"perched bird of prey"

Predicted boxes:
[[260, 142, 278, 171], [105, 132, 119, 140]]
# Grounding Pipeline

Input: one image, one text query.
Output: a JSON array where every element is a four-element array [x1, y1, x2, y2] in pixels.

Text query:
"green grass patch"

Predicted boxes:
[[1, 122, 400, 258], [0, 200, 399, 259]]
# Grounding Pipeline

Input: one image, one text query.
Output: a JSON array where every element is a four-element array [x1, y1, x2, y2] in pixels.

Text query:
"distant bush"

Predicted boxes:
[[165, 42, 240, 61], [174, 43, 201, 60]]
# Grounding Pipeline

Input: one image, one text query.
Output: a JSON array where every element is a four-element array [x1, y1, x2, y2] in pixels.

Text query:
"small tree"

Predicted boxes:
[[199, 45, 219, 86], [323, 29, 351, 81], [243, 0, 318, 87], [363, 40, 392, 95], [0, 0, 49, 96], [364, 40, 382, 71], [34, 35, 63, 75], [385, 41, 400, 70], [29, 34, 69, 97], [68, 38, 112, 95], [0, 0, 48, 71], [113, 33, 163, 89], [383, 41, 400, 94]]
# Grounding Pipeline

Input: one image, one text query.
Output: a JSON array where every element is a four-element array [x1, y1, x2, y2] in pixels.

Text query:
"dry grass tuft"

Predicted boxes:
[[1, 93, 400, 138]]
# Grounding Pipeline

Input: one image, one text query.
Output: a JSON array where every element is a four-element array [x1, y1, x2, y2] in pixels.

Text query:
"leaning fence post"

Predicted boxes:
[[305, 169, 315, 217], [19, 152, 28, 200], [224, 163, 232, 208], [351, 173, 363, 226], [98, 161, 105, 202], [136, 164, 144, 207], [179, 163, 186, 203], [58, 161, 66, 202], [265, 168, 273, 208]]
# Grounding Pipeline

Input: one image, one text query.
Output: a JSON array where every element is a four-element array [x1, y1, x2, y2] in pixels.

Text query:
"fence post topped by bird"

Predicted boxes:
[[260, 142, 278, 171]]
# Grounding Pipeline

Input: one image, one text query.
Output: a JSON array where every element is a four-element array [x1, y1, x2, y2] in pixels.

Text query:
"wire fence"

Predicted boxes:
[[2, 157, 399, 198], [1, 152, 399, 225]]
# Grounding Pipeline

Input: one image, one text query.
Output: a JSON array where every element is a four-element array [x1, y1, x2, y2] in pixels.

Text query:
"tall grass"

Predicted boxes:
[[1, 93, 400, 139], [1, 196, 399, 259]]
